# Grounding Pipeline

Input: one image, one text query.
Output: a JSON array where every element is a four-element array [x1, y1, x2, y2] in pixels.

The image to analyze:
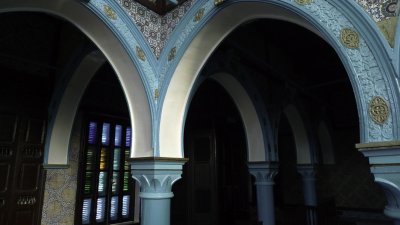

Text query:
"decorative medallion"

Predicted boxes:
[[340, 28, 360, 49], [103, 5, 117, 20], [382, 0, 398, 17], [215, 0, 225, 6], [168, 47, 177, 61], [369, 96, 390, 124], [136, 46, 146, 61], [194, 8, 205, 22], [295, 0, 314, 5]]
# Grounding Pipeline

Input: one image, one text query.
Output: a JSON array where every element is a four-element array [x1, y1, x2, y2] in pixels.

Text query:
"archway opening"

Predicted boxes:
[[172, 80, 256, 225]]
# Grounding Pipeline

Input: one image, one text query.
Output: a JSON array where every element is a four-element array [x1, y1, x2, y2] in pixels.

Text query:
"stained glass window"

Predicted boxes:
[[78, 117, 135, 224]]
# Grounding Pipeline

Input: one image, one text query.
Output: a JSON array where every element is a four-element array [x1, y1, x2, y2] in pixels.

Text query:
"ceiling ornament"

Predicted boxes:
[[194, 8, 205, 22], [369, 96, 390, 124], [136, 46, 146, 61], [103, 5, 117, 20], [340, 28, 360, 49], [168, 47, 177, 61], [295, 0, 314, 5]]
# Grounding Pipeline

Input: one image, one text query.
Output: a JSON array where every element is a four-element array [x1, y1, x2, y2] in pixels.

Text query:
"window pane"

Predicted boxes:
[[122, 195, 130, 218], [100, 147, 108, 170], [123, 171, 129, 192], [102, 123, 110, 145], [112, 172, 119, 194], [96, 197, 106, 222], [124, 149, 130, 170], [98, 172, 107, 195], [113, 148, 120, 170], [88, 122, 97, 144], [86, 146, 95, 170], [82, 199, 91, 224], [115, 125, 122, 146], [84, 172, 93, 195], [125, 127, 131, 147], [110, 196, 119, 220]]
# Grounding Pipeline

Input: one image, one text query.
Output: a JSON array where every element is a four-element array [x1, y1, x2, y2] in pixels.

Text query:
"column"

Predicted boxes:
[[130, 157, 187, 225], [248, 162, 279, 225], [298, 164, 318, 225], [357, 142, 400, 225]]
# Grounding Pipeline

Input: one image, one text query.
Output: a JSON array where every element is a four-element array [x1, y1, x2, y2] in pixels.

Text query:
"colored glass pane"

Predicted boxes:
[[96, 197, 106, 222], [102, 123, 110, 145], [84, 172, 93, 195], [98, 172, 107, 195], [88, 122, 97, 144], [110, 196, 118, 220], [113, 148, 120, 170], [122, 195, 130, 218], [124, 149, 130, 170], [82, 199, 92, 224], [99, 148, 107, 170], [125, 127, 131, 147], [123, 172, 129, 191], [112, 172, 119, 194], [86, 147, 95, 170], [115, 125, 122, 146]]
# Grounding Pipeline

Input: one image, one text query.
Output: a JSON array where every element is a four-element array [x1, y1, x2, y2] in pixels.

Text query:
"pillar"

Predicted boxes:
[[130, 157, 187, 225], [357, 141, 400, 225], [248, 162, 279, 225], [298, 164, 318, 225]]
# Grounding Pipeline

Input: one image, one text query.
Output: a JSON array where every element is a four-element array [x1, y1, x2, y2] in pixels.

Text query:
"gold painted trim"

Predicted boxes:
[[356, 141, 400, 149], [194, 8, 205, 22], [103, 5, 117, 20], [214, 0, 225, 6], [340, 27, 360, 49], [369, 96, 390, 124], [128, 157, 189, 162], [295, 0, 314, 5], [136, 46, 146, 61], [154, 88, 159, 99]]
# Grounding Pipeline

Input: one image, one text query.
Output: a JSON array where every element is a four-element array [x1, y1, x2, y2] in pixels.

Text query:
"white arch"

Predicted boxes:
[[0, 0, 152, 166], [317, 121, 335, 164], [283, 105, 312, 164], [159, 2, 323, 158], [210, 73, 266, 162]]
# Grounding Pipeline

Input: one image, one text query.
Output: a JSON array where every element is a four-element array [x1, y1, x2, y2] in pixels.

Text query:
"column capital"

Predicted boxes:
[[130, 157, 188, 199], [248, 161, 279, 184], [297, 164, 317, 180], [357, 142, 400, 221]]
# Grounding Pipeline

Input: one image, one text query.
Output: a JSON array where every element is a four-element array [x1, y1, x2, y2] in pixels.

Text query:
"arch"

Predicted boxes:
[[317, 121, 335, 164], [159, 1, 399, 159], [283, 105, 312, 164], [209, 73, 266, 162], [0, 0, 152, 166]]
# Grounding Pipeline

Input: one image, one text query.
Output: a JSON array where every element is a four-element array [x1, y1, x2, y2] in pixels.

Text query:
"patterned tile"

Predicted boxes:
[[118, 0, 195, 58], [356, 0, 398, 22]]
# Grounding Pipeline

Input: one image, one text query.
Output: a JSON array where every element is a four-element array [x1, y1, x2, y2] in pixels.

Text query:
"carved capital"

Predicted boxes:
[[297, 164, 317, 180], [248, 162, 279, 185], [130, 157, 188, 199]]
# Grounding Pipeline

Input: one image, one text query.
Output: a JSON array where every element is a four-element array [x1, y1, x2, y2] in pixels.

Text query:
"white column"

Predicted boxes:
[[298, 164, 318, 225]]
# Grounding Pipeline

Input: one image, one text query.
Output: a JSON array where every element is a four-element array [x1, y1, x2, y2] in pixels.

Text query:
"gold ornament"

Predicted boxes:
[[340, 28, 360, 49], [295, 0, 314, 5], [168, 47, 177, 61], [369, 96, 390, 124], [194, 8, 205, 22], [215, 0, 225, 6], [103, 5, 117, 20], [136, 46, 146, 61]]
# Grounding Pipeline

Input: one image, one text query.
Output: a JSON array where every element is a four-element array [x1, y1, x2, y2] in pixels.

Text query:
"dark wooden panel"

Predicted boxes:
[[13, 209, 35, 225], [0, 115, 17, 142], [0, 163, 11, 193], [18, 163, 41, 191], [25, 119, 45, 144]]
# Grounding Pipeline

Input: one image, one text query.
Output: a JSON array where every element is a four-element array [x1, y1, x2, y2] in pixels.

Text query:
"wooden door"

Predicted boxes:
[[0, 114, 46, 225], [187, 129, 218, 225]]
